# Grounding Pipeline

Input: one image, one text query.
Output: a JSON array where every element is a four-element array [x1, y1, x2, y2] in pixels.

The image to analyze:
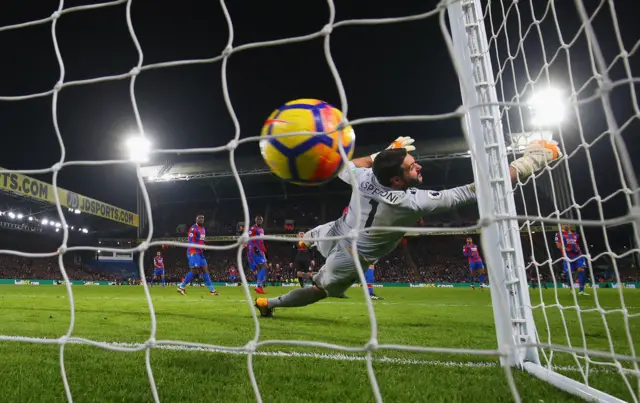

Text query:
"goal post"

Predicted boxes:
[[447, 0, 638, 402]]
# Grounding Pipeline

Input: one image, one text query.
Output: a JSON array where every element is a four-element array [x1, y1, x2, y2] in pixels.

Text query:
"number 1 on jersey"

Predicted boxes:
[[365, 199, 379, 228]]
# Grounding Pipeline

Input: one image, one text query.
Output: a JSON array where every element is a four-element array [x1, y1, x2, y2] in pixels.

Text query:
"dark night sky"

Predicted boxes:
[[0, 0, 638, 225]]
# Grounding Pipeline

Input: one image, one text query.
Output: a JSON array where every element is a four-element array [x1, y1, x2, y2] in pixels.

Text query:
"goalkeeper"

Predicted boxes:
[[256, 137, 562, 317]]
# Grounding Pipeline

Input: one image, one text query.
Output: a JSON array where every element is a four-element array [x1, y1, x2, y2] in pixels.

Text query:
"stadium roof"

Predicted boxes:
[[140, 137, 470, 183]]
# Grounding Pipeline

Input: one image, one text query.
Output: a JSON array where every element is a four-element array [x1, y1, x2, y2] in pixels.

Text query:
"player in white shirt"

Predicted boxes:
[[255, 136, 562, 317]]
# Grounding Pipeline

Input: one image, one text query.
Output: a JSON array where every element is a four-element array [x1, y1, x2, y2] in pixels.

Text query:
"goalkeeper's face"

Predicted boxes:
[[399, 154, 422, 188]]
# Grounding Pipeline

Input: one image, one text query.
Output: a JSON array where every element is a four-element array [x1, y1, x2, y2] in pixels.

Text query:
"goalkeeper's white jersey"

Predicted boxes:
[[331, 162, 477, 263]]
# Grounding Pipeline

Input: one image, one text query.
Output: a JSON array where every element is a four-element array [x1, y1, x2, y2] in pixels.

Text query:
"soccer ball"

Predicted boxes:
[[259, 99, 355, 185]]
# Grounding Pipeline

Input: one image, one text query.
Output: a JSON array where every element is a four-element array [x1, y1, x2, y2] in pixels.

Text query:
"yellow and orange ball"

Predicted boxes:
[[259, 99, 355, 185]]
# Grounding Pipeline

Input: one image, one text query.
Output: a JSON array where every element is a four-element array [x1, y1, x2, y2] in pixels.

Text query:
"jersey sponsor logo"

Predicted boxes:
[[360, 181, 401, 203], [427, 191, 442, 200]]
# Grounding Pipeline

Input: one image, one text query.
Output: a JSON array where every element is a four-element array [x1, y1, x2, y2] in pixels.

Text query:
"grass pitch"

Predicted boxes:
[[0, 285, 638, 402]]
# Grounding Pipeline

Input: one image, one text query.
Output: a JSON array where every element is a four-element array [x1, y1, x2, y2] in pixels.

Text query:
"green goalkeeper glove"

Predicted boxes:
[[510, 140, 563, 180], [370, 136, 416, 162]]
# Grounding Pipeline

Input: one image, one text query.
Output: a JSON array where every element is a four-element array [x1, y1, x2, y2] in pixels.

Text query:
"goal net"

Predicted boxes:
[[0, 0, 638, 402], [448, 0, 639, 401]]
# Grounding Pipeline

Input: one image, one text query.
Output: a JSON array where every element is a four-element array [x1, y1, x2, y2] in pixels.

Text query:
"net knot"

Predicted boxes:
[[226, 139, 238, 150], [244, 340, 257, 353], [336, 120, 350, 132], [477, 216, 493, 228], [137, 241, 149, 252], [222, 45, 233, 57], [51, 11, 61, 20], [145, 337, 156, 348], [321, 24, 333, 36], [365, 339, 378, 352], [54, 81, 64, 91], [51, 162, 63, 172], [237, 233, 249, 246], [57, 245, 67, 255], [130, 67, 141, 76], [58, 335, 69, 345]]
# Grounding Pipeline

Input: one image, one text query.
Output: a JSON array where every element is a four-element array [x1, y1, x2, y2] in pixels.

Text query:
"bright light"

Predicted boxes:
[[528, 88, 565, 127], [8, 212, 15, 219], [70, 226, 74, 230], [55, 228, 60, 233], [125, 136, 152, 163], [16, 213, 23, 219], [28, 216, 33, 221], [42, 219, 49, 225], [74, 209, 81, 214], [82, 228, 88, 234], [98, 250, 101, 253], [55, 222, 62, 228]]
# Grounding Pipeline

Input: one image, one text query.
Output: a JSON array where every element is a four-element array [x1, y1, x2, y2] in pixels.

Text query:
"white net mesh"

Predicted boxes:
[[0, 0, 638, 402]]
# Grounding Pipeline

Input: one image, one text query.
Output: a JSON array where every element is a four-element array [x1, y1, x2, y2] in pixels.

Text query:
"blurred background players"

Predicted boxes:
[[555, 224, 589, 296], [366, 264, 383, 300], [177, 215, 218, 296], [463, 237, 485, 290], [228, 265, 238, 284], [295, 232, 312, 288], [248, 215, 269, 294], [151, 251, 165, 287]]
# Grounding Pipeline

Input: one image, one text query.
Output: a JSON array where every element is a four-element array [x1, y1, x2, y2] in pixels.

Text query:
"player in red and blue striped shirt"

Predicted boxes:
[[463, 237, 485, 289], [555, 224, 588, 295], [248, 215, 269, 294], [177, 215, 218, 296], [151, 251, 165, 287]]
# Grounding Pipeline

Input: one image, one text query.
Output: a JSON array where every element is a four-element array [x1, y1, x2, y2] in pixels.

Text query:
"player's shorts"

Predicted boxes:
[[306, 221, 340, 258], [248, 259, 258, 272], [153, 269, 164, 277], [188, 253, 207, 268], [469, 262, 484, 270], [312, 240, 369, 298], [257, 268, 268, 282], [229, 275, 236, 281], [252, 254, 267, 266], [295, 254, 311, 273], [563, 256, 586, 272]]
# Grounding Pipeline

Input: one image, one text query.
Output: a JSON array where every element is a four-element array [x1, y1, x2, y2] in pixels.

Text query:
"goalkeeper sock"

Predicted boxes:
[[161, 277, 165, 287], [203, 273, 215, 292], [578, 270, 585, 292], [180, 271, 194, 289], [298, 276, 305, 288], [268, 287, 327, 308]]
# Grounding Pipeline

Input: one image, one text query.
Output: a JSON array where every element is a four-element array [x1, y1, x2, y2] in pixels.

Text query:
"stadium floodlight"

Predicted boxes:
[[81, 228, 88, 234], [55, 228, 60, 233], [125, 136, 152, 163], [16, 213, 23, 219], [528, 87, 565, 127], [49, 221, 56, 226], [41, 218, 49, 225], [55, 222, 61, 228], [28, 216, 33, 221], [8, 212, 15, 219], [74, 209, 81, 214]]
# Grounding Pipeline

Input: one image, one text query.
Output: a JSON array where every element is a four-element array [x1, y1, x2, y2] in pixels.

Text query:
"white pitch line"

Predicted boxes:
[[0, 336, 629, 375]]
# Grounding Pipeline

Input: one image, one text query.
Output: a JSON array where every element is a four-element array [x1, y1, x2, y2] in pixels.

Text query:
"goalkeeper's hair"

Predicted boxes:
[[373, 148, 408, 187]]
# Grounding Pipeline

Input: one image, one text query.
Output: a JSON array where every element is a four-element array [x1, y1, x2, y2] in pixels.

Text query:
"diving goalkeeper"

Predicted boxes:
[[255, 137, 562, 317]]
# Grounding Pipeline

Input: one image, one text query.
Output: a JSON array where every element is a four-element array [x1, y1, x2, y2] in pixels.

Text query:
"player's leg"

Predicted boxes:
[[296, 270, 305, 287], [201, 263, 218, 295], [160, 272, 165, 287], [477, 266, 486, 290], [256, 263, 268, 294], [256, 242, 358, 317], [469, 264, 476, 289], [563, 260, 574, 290], [178, 255, 199, 295], [150, 274, 156, 286], [576, 257, 588, 295], [365, 266, 382, 300]]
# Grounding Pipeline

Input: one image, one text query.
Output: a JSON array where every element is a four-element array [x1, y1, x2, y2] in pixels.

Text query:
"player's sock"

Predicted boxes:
[[479, 273, 485, 286], [268, 287, 327, 308], [578, 270, 585, 292], [180, 271, 195, 289], [161, 277, 165, 287], [203, 272, 215, 292], [298, 276, 305, 288]]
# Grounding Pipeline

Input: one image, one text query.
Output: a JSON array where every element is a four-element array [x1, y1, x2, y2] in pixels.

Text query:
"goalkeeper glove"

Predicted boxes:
[[510, 140, 563, 180], [370, 136, 416, 162]]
